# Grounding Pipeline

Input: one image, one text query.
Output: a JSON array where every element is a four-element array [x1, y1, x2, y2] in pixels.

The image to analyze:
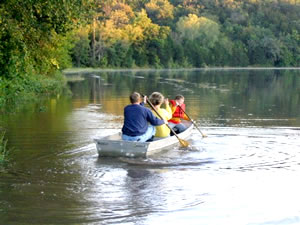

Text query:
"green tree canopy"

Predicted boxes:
[[176, 14, 220, 47], [0, 0, 91, 79]]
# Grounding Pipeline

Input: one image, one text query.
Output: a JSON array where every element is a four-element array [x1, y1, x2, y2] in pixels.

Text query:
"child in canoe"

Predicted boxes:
[[168, 94, 190, 134]]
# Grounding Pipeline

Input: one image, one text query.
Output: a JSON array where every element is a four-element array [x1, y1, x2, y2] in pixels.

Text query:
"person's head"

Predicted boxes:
[[129, 92, 141, 104], [175, 94, 184, 105], [149, 92, 164, 106]]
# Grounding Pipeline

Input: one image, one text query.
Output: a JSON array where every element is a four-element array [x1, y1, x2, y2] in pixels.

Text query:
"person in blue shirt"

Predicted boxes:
[[122, 92, 167, 142]]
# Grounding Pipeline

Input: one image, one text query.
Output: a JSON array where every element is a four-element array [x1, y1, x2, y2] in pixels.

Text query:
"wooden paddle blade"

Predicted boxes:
[[179, 138, 190, 147]]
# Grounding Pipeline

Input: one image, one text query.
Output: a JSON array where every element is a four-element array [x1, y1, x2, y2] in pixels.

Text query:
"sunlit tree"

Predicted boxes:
[[176, 14, 220, 48], [145, 0, 174, 25]]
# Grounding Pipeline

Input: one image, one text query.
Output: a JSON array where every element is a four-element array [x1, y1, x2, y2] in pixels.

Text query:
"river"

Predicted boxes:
[[0, 69, 300, 225]]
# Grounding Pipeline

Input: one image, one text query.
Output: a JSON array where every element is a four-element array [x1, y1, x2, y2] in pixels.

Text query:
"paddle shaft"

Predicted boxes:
[[178, 105, 207, 137], [144, 97, 188, 147], [146, 99, 179, 138]]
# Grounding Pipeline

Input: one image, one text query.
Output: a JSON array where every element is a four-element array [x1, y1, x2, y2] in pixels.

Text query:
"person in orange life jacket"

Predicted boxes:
[[122, 92, 167, 142], [168, 95, 190, 134]]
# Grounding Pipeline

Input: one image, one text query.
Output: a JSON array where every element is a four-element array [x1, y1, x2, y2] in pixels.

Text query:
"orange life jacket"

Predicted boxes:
[[168, 100, 186, 124]]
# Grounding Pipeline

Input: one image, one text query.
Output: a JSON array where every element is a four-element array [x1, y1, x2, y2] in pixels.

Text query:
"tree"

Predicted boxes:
[[145, 0, 174, 25], [110, 3, 135, 28], [245, 26, 283, 66], [176, 14, 220, 48], [71, 27, 91, 67], [0, 0, 92, 78], [231, 41, 249, 66]]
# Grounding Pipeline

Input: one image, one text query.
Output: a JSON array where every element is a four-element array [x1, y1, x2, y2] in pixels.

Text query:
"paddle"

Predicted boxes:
[[143, 95, 190, 148], [178, 105, 207, 138]]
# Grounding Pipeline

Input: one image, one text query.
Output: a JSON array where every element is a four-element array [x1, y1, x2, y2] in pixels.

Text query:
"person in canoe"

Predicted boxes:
[[149, 92, 172, 138], [168, 94, 190, 134], [122, 92, 167, 142]]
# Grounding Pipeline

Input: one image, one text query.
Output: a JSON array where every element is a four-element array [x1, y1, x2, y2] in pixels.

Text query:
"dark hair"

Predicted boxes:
[[129, 92, 141, 104], [175, 95, 184, 100], [149, 92, 164, 106]]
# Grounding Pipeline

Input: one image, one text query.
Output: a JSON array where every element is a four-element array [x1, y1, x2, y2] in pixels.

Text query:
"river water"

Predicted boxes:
[[0, 69, 300, 225]]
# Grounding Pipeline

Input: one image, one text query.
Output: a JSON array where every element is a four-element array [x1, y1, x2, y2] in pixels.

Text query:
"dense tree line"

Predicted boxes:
[[71, 0, 300, 68]]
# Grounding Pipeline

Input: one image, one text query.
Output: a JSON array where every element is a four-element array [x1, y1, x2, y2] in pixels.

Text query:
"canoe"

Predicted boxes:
[[94, 120, 193, 158]]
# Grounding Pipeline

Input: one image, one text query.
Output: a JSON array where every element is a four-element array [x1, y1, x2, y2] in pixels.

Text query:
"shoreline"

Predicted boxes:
[[63, 67, 300, 74]]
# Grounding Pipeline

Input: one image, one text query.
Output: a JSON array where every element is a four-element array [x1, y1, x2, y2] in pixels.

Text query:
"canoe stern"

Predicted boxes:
[[95, 138, 149, 158]]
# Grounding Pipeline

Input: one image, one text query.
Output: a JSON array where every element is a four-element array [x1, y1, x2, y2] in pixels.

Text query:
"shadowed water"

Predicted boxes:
[[0, 69, 300, 225]]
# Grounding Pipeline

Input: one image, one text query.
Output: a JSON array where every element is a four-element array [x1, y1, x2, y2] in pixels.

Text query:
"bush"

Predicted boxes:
[[0, 72, 67, 112], [0, 131, 9, 163]]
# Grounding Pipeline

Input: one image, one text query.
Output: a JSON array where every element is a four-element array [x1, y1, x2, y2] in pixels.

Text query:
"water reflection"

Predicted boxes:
[[66, 69, 300, 127]]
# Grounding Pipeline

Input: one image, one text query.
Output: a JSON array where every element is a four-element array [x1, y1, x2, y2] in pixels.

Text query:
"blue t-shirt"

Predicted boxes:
[[122, 103, 164, 136]]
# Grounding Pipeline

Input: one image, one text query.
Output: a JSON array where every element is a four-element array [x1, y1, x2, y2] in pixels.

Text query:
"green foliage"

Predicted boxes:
[[0, 0, 91, 110], [0, 0, 92, 78], [176, 14, 220, 47], [145, 0, 174, 25], [1, 0, 298, 70], [0, 72, 67, 112], [0, 131, 9, 163], [71, 27, 91, 67], [69, 0, 299, 68]]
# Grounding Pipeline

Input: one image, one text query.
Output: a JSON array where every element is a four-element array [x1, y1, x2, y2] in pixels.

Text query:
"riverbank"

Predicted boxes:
[[0, 72, 68, 162], [0, 72, 67, 113], [63, 67, 300, 74]]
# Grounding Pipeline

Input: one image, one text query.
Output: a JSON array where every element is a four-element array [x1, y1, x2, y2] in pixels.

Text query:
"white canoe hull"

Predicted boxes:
[[94, 121, 193, 158]]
